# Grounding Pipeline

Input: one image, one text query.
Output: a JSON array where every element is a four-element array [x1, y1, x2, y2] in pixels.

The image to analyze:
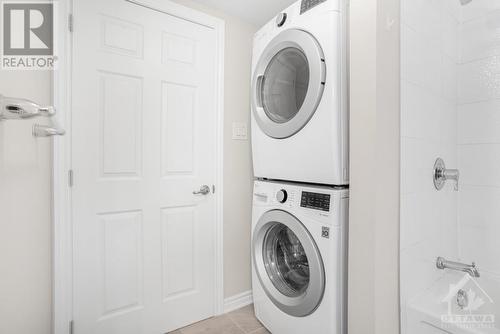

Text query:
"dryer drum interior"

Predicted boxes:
[[260, 47, 310, 124]]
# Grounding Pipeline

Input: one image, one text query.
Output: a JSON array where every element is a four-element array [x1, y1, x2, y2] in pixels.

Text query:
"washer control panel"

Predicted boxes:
[[300, 191, 331, 212], [300, 0, 327, 14]]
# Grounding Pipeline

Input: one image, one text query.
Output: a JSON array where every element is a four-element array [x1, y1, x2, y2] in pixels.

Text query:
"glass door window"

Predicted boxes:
[[263, 223, 310, 297], [261, 48, 310, 124], [252, 210, 325, 317], [252, 29, 325, 139]]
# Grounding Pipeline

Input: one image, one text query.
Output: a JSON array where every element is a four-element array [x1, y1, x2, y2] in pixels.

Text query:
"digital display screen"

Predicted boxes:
[[300, 0, 327, 14], [300, 191, 331, 212]]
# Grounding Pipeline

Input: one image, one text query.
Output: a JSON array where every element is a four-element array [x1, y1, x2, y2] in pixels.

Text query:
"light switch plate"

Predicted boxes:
[[232, 122, 248, 140]]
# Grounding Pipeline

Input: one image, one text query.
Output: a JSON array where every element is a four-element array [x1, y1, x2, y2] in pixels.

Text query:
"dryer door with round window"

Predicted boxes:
[[252, 210, 325, 317], [252, 29, 326, 139]]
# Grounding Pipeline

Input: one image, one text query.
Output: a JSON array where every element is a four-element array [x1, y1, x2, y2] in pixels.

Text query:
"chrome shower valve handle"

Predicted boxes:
[[434, 158, 460, 191]]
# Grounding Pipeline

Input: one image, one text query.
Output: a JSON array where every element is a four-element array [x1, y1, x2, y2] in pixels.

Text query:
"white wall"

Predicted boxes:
[[349, 0, 400, 333], [458, 0, 500, 283], [0, 71, 53, 334], [349, 0, 377, 329], [400, 0, 461, 331]]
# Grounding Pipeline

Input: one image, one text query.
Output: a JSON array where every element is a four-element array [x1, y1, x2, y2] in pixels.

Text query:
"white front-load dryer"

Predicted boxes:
[[251, 0, 348, 186], [251, 180, 348, 334]]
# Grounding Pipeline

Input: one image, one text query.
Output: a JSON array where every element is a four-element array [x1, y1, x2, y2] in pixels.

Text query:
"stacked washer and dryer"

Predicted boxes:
[[250, 0, 349, 333]]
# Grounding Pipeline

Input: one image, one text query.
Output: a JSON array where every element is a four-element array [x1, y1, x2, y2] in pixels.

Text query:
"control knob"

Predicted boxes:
[[276, 13, 287, 27], [276, 189, 288, 203]]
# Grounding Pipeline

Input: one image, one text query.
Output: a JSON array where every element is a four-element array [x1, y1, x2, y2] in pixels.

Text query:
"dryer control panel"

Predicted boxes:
[[300, 0, 327, 14]]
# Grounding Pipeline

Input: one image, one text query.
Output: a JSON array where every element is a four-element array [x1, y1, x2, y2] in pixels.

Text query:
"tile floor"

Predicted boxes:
[[168, 304, 270, 334]]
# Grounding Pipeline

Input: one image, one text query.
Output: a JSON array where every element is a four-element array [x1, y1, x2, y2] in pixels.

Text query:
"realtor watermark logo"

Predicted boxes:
[[1, 1, 57, 70], [441, 274, 495, 330]]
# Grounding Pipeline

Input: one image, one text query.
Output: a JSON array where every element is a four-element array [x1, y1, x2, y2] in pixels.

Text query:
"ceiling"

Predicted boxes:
[[190, 0, 297, 26]]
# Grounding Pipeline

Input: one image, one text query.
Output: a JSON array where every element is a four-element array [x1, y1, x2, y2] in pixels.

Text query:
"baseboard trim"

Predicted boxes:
[[223, 290, 253, 313]]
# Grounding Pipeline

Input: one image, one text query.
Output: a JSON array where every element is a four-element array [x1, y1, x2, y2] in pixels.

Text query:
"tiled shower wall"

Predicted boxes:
[[401, 0, 500, 329], [458, 0, 500, 282], [400, 0, 460, 315]]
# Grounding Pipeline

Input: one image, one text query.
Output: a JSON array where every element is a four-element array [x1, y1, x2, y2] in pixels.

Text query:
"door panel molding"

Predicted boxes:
[[52, 1, 225, 333]]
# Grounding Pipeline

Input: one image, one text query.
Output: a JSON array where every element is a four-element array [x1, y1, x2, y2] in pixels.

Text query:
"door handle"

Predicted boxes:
[[193, 185, 210, 195], [255, 75, 264, 108]]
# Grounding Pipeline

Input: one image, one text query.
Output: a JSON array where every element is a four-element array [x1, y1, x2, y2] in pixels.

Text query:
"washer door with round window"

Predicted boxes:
[[252, 210, 325, 317], [251, 29, 326, 139]]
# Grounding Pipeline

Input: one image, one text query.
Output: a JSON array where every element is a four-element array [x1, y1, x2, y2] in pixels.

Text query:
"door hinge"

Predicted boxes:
[[68, 170, 74, 187], [68, 14, 74, 32], [69, 320, 74, 334]]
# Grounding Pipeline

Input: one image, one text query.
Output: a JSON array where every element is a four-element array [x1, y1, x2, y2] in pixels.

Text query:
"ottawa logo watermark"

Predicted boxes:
[[1, 1, 57, 70], [441, 274, 496, 330]]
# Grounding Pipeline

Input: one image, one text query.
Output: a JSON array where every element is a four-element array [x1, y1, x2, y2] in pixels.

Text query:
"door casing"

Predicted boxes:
[[51, 1, 225, 333]]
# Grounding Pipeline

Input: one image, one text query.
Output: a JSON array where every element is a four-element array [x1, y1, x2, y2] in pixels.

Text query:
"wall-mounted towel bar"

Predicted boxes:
[[0, 94, 65, 137]]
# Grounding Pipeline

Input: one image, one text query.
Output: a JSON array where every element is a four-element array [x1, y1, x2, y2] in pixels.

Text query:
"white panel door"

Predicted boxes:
[[71, 0, 219, 333]]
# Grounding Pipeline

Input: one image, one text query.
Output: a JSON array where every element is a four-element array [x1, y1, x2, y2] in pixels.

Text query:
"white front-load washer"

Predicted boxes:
[[251, 180, 348, 334], [251, 0, 348, 186]]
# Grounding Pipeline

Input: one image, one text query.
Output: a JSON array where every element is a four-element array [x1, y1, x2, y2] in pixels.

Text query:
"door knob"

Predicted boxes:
[[193, 185, 210, 195]]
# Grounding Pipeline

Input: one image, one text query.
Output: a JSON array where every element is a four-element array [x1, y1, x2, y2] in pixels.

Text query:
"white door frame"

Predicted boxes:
[[52, 1, 225, 333]]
